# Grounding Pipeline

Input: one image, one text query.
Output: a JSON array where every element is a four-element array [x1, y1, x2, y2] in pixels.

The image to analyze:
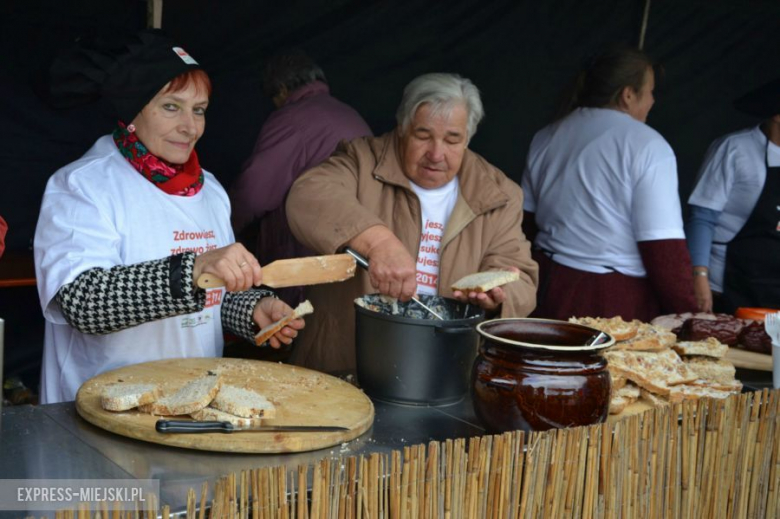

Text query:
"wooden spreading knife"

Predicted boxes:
[[155, 419, 350, 434], [197, 253, 356, 289]]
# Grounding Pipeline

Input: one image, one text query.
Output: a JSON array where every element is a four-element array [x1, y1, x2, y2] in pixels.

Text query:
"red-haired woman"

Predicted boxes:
[[34, 31, 303, 403]]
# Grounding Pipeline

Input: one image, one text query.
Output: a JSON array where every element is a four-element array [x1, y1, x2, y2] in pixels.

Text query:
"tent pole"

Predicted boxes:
[[638, 0, 651, 50], [147, 0, 163, 29]]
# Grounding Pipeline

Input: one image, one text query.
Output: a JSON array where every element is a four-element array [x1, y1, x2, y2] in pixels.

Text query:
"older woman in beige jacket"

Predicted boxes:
[[285, 73, 538, 374]]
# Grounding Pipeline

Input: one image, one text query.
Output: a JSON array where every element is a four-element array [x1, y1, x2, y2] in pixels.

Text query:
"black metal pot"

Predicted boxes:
[[354, 294, 485, 406]]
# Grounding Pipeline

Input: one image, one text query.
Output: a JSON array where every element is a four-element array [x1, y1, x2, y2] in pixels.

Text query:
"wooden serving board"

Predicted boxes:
[[724, 347, 772, 372], [76, 358, 374, 453]]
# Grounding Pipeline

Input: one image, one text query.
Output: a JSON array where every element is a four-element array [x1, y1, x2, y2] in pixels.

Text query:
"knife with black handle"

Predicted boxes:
[[156, 419, 350, 434]]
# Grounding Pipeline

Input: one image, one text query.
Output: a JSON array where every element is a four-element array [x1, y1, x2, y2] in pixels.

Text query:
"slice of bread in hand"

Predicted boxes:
[[672, 337, 728, 358], [210, 385, 276, 418], [254, 300, 314, 346], [451, 270, 520, 293], [140, 373, 222, 416], [101, 382, 160, 411], [190, 406, 264, 428], [569, 316, 640, 342]]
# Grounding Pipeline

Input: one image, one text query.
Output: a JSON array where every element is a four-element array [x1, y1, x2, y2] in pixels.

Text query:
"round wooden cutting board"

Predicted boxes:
[[75, 358, 374, 453]]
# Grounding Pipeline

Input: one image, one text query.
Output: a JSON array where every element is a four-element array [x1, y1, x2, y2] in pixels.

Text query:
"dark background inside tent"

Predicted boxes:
[[0, 0, 779, 395]]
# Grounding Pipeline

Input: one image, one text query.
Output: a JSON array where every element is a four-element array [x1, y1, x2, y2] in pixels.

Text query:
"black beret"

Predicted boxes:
[[47, 29, 202, 123], [733, 76, 780, 119]]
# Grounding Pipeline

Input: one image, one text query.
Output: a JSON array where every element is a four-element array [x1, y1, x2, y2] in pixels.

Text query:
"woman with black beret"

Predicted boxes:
[[686, 77, 780, 313], [34, 30, 304, 403]]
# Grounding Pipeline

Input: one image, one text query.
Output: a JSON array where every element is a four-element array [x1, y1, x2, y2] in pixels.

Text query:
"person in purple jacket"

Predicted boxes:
[[230, 50, 372, 306]]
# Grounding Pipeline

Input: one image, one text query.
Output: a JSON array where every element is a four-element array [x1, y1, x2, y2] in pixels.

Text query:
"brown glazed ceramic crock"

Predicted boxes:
[[472, 318, 614, 433]]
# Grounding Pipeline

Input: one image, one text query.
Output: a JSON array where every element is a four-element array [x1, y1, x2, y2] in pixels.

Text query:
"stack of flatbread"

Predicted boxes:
[[100, 372, 276, 427], [569, 316, 742, 415]]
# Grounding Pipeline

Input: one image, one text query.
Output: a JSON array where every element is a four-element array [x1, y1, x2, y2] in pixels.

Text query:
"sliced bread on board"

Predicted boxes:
[[210, 385, 277, 418], [451, 270, 520, 293], [190, 406, 264, 428], [100, 383, 160, 412], [254, 300, 314, 345], [139, 373, 222, 416]]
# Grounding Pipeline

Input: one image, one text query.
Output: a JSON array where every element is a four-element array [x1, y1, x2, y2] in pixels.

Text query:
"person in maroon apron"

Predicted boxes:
[[722, 126, 780, 312]]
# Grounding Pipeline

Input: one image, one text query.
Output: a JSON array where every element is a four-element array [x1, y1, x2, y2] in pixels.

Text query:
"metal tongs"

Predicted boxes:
[[344, 247, 444, 320]]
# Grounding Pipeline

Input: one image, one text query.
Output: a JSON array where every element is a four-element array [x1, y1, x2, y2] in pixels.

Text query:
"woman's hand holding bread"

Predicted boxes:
[[253, 297, 306, 348]]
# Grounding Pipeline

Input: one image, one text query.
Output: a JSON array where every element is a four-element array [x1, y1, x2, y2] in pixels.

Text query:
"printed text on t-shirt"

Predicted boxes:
[[416, 219, 444, 292], [170, 228, 219, 255]]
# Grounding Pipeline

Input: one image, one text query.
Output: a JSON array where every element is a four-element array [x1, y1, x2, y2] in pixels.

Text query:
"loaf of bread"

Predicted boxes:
[[672, 337, 728, 358], [255, 300, 314, 346], [190, 406, 264, 428], [100, 383, 160, 411], [139, 373, 222, 416], [569, 316, 640, 342], [210, 385, 276, 418], [451, 270, 520, 293]]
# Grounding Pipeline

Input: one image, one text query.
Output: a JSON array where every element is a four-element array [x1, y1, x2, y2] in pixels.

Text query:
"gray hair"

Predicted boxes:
[[262, 49, 327, 98], [396, 73, 484, 140]]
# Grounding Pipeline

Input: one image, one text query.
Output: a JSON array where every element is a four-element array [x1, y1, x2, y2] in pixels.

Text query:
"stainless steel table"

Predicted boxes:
[[0, 396, 486, 515], [1, 367, 772, 516]]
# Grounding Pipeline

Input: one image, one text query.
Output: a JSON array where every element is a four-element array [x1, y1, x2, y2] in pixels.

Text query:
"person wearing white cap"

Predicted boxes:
[[34, 30, 304, 403]]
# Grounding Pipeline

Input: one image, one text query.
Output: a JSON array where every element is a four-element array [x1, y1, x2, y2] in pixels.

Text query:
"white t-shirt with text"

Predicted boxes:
[[34, 135, 234, 403], [409, 178, 459, 294]]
